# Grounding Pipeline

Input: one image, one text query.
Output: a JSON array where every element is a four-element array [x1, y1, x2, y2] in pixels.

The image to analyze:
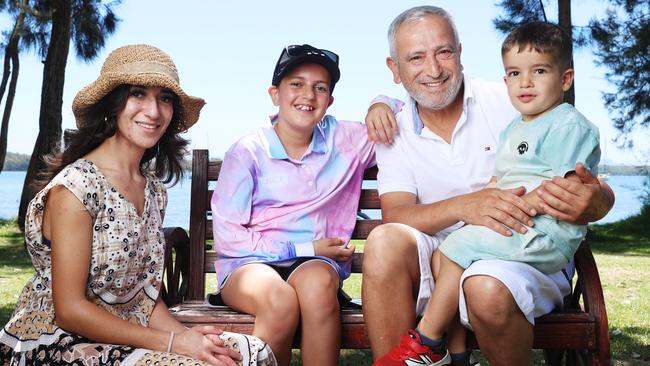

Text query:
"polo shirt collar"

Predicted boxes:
[[262, 114, 328, 160], [410, 73, 474, 136]]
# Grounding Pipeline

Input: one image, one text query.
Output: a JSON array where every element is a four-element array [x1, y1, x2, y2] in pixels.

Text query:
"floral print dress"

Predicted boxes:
[[0, 159, 275, 366]]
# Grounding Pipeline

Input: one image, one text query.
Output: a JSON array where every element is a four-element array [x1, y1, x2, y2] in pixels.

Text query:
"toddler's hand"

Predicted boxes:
[[314, 238, 355, 262]]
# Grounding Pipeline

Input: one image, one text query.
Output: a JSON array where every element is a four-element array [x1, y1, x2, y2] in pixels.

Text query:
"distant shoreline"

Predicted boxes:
[[2, 152, 648, 176]]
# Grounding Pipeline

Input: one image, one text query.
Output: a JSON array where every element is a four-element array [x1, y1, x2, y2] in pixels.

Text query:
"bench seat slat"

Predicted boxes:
[[169, 302, 596, 350]]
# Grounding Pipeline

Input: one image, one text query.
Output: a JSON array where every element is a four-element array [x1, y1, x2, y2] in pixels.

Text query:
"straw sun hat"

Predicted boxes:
[[72, 44, 205, 131]]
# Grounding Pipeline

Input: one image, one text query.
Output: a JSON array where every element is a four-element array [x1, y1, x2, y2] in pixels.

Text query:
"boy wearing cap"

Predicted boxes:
[[210, 44, 392, 365]]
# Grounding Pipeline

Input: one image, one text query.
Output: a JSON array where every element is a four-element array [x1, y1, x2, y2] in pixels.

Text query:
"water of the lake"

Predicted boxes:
[[0, 171, 646, 228]]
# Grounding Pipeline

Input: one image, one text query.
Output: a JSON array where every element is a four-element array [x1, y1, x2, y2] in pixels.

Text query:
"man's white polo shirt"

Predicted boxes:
[[376, 75, 517, 237]]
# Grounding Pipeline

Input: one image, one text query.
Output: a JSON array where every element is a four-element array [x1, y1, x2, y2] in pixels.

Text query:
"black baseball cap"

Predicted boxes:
[[271, 44, 340, 93]]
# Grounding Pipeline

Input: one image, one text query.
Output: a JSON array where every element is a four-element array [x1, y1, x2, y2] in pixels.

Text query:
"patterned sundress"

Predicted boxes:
[[0, 159, 275, 365]]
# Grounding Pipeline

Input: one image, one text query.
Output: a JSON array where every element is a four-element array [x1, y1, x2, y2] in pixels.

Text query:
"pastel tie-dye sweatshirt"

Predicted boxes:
[[211, 114, 375, 288]]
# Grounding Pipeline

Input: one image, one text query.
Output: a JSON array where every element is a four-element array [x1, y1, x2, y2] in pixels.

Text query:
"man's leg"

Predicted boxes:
[[463, 275, 533, 366], [362, 223, 422, 358]]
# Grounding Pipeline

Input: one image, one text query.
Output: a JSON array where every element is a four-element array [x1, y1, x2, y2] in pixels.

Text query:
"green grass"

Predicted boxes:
[[586, 206, 650, 365], [2, 213, 649, 365], [0, 218, 32, 325]]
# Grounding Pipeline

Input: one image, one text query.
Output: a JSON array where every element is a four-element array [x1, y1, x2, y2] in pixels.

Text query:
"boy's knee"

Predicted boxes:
[[294, 266, 340, 315], [262, 282, 300, 324]]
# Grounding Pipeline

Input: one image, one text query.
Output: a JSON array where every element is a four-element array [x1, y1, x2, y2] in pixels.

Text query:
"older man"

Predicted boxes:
[[362, 6, 614, 366]]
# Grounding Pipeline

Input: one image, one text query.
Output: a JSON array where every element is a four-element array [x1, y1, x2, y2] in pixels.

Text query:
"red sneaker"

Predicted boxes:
[[374, 329, 451, 365]]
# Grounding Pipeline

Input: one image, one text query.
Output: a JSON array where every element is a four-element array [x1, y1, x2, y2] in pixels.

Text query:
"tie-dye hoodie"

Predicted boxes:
[[211, 114, 375, 288]]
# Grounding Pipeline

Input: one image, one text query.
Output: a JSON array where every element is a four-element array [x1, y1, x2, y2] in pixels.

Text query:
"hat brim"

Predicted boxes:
[[72, 71, 205, 131]]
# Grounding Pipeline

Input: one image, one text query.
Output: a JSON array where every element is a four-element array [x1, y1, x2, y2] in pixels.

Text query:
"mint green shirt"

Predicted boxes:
[[494, 103, 600, 260]]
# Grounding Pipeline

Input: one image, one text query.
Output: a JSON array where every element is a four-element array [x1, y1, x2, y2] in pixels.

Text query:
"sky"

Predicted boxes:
[[2, 0, 648, 165]]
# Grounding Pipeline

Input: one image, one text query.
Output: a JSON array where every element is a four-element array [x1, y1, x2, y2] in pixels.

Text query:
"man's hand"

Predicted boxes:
[[460, 186, 537, 236], [314, 238, 355, 262], [365, 103, 398, 144], [536, 163, 614, 224]]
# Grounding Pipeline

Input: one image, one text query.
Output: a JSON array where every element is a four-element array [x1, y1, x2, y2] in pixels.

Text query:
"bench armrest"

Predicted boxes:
[[572, 240, 611, 361], [162, 227, 190, 306]]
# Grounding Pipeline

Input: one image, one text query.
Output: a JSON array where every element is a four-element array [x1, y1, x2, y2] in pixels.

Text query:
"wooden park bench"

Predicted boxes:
[[162, 149, 611, 365]]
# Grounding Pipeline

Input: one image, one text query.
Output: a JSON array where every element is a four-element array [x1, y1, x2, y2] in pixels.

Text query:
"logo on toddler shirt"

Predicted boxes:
[[517, 142, 529, 155]]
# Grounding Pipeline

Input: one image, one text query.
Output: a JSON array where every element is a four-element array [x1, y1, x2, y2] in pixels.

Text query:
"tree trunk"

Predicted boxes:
[[558, 0, 575, 106], [0, 9, 26, 174], [18, 0, 72, 231]]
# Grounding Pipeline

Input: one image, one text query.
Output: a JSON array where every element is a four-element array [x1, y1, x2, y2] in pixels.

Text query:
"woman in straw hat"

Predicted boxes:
[[0, 44, 276, 366]]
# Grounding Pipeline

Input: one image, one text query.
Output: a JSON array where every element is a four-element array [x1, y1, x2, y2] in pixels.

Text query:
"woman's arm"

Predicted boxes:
[[150, 299, 189, 333], [47, 186, 239, 365], [150, 298, 241, 363]]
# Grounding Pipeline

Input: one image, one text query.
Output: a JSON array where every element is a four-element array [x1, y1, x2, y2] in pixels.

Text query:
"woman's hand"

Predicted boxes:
[[314, 238, 355, 262], [172, 326, 242, 366], [365, 102, 398, 144]]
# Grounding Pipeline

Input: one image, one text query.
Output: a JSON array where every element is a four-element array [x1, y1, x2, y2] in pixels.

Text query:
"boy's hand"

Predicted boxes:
[[314, 238, 355, 262], [365, 103, 397, 144]]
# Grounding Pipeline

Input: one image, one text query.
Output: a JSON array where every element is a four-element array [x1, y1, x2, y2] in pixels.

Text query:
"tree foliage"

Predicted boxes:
[[493, 0, 581, 104], [589, 0, 649, 146], [15, 0, 121, 230], [494, 0, 649, 147], [0, 0, 119, 174], [0, 0, 49, 174], [493, 0, 548, 32]]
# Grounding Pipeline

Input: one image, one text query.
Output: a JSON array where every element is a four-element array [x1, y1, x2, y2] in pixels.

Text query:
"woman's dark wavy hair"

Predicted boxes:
[[35, 85, 189, 191]]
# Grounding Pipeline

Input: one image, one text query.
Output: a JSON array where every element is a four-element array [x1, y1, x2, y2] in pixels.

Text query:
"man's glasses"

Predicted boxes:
[[281, 45, 339, 65]]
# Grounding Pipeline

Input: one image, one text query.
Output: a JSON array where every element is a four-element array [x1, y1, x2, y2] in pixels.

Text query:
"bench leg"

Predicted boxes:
[[544, 349, 593, 366], [544, 349, 565, 366], [566, 349, 590, 366]]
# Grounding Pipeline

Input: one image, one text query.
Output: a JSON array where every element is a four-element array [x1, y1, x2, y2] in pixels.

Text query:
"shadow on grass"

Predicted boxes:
[[0, 235, 30, 269], [0, 304, 16, 327], [609, 326, 650, 364], [587, 206, 650, 256], [291, 349, 373, 365]]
